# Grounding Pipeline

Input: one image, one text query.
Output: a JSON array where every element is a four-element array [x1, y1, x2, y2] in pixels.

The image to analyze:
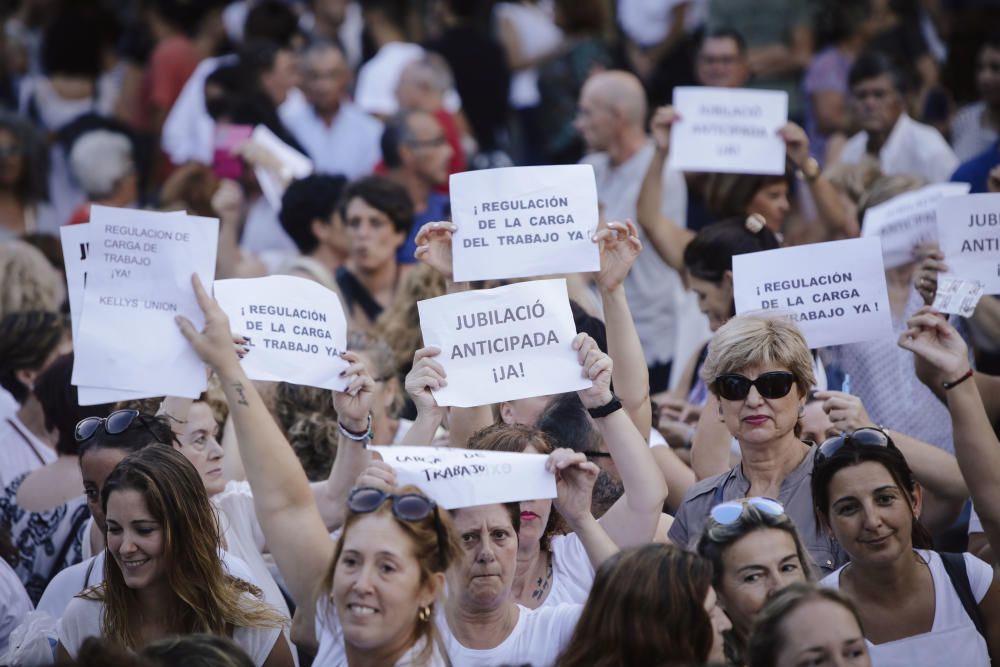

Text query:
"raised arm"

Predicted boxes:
[[176, 274, 368, 608], [899, 307, 1000, 556], [593, 220, 651, 439], [548, 448, 618, 568], [574, 333, 668, 548], [691, 393, 736, 480], [399, 346, 448, 445], [636, 107, 694, 272]]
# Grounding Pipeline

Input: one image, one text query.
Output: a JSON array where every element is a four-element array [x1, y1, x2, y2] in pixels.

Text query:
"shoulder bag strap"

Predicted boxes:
[[938, 550, 987, 639]]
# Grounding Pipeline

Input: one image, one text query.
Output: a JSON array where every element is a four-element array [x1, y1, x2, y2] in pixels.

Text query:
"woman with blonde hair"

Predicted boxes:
[[56, 444, 292, 666]]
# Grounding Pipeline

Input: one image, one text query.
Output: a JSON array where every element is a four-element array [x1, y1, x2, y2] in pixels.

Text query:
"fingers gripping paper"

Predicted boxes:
[[449, 165, 600, 281], [936, 193, 1000, 294], [417, 279, 592, 407], [214, 275, 349, 390], [370, 446, 556, 509]]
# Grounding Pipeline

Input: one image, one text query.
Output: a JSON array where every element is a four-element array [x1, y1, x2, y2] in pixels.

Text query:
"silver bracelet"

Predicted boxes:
[[338, 414, 373, 441]]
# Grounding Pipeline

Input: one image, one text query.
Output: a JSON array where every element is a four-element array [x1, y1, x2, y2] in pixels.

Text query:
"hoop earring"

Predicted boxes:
[[418, 605, 432, 622]]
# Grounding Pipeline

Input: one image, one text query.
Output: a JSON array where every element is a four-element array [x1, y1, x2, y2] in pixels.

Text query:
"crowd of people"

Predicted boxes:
[[2, 0, 1000, 665]]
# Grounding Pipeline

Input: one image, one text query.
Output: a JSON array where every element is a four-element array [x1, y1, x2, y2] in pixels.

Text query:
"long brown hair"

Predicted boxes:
[[83, 445, 284, 649], [319, 485, 460, 665], [555, 544, 715, 667]]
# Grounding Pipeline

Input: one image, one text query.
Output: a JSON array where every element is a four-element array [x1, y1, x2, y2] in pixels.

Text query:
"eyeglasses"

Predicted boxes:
[[581, 450, 611, 458], [814, 427, 892, 465], [74, 409, 170, 445], [710, 497, 785, 525], [714, 371, 796, 401], [348, 487, 437, 521]]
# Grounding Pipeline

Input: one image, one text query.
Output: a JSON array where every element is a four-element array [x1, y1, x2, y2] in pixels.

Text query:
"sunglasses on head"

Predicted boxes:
[[710, 497, 785, 525], [714, 371, 796, 401], [348, 487, 437, 522], [814, 427, 892, 465], [74, 409, 171, 445]]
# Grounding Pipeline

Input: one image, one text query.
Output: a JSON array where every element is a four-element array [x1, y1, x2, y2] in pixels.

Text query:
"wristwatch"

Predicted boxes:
[[797, 156, 821, 182], [587, 395, 623, 419]]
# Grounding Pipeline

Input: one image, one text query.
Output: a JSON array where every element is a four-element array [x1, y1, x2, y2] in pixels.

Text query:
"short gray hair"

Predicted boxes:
[[69, 130, 134, 199]]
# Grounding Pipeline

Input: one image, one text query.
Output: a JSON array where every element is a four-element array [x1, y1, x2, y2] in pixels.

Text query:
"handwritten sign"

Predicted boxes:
[[733, 237, 892, 348], [862, 183, 970, 268], [669, 87, 788, 175], [449, 165, 600, 281], [370, 446, 556, 509], [937, 193, 1000, 294], [417, 279, 591, 407], [60, 223, 159, 406], [71, 206, 218, 398], [214, 276, 349, 390]]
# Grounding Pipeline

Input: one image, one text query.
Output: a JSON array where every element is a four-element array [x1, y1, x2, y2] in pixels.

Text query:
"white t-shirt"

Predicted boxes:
[[355, 42, 425, 117], [58, 595, 281, 664], [313, 601, 449, 667], [440, 603, 581, 666], [0, 416, 56, 491], [0, 558, 32, 656], [547, 533, 595, 606], [820, 550, 992, 667], [840, 114, 959, 184], [284, 102, 383, 179]]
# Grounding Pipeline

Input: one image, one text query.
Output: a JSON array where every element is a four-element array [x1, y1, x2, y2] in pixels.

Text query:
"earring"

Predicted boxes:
[[798, 405, 805, 417], [418, 605, 431, 622]]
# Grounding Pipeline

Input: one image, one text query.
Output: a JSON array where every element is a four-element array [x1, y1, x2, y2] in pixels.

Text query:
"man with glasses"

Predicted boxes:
[[694, 29, 751, 89], [838, 51, 957, 183]]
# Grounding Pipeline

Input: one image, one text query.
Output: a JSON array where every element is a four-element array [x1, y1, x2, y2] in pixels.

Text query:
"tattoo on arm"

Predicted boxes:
[[233, 382, 250, 407]]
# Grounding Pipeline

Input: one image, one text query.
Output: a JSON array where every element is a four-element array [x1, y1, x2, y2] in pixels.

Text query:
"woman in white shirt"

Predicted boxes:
[[56, 444, 291, 665], [812, 429, 1000, 666]]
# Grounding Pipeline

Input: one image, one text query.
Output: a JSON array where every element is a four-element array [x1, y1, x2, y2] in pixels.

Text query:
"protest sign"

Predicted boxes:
[[214, 275, 349, 390], [933, 277, 984, 317], [71, 206, 218, 398], [936, 193, 1000, 294], [861, 183, 969, 268], [668, 86, 788, 175], [251, 125, 312, 211], [60, 224, 160, 405], [733, 237, 892, 348], [449, 165, 600, 282], [370, 446, 556, 509], [417, 279, 591, 407]]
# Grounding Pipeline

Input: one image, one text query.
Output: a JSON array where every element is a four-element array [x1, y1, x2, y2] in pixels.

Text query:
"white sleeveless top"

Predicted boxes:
[[820, 550, 992, 667]]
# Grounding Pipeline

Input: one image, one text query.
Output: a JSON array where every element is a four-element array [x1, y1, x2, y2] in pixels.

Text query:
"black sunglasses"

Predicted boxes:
[[74, 409, 170, 445], [348, 487, 437, 521], [714, 371, 796, 401], [814, 427, 892, 465]]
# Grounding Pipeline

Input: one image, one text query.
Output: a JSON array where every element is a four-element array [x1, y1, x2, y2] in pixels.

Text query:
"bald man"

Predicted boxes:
[[576, 70, 709, 393]]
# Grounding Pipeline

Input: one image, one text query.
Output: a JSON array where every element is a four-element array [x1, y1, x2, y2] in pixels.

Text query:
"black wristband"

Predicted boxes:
[[587, 395, 623, 419], [942, 368, 974, 391]]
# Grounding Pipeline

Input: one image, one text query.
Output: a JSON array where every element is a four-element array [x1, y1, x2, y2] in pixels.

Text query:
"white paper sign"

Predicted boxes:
[[733, 237, 893, 348], [933, 277, 984, 317], [417, 279, 591, 407], [370, 446, 556, 509], [669, 87, 788, 175], [936, 193, 1000, 294], [214, 276, 349, 390], [449, 165, 600, 282], [72, 206, 219, 398], [862, 183, 970, 268], [251, 125, 313, 211], [60, 224, 160, 406]]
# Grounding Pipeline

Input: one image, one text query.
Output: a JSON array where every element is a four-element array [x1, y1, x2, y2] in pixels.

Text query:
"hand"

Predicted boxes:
[[414, 221, 456, 280], [593, 220, 642, 293], [548, 448, 599, 526], [405, 347, 446, 417], [355, 460, 397, 493], [652, 392, 686, 422], [235, 140, 282, 174], [649, 105, 680, 154], [333, 351, 376, 432], [988, 165, 1000, 194], [778, 122, 810, 168], [653, 416, 694, 449], [176, 274, 242, 375], [813, 390, 874, 433], [914, 245, 947, 306], [573, 333, 612, 409], [211, 179, 244, 222], [898, 306, 970, 383]]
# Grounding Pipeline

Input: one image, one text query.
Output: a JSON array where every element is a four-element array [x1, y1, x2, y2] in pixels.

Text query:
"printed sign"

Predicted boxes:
[[370, 446, 556, 509], [450, 165, 600, 281], [733, 237, 893, 348], [71, 206, 218, 398], [417, 279, 591, 407], [214, 276, 349, 390], [862, 183, 970, 268], [936, 193, 1000, 294], [668, 86, 788, 175]]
